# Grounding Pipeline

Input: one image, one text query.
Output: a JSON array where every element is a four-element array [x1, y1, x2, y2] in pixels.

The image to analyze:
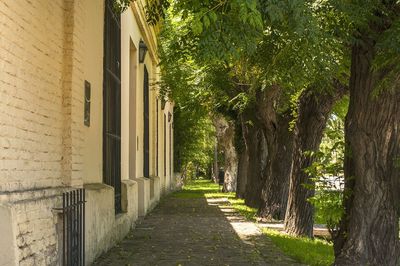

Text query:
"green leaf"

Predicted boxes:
[[209, 11, 217, 23], [203, 15, 210, 28], [191, 19, 203, 35]]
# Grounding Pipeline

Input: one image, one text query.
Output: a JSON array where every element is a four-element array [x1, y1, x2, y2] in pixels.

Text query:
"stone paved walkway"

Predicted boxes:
[[95, 195, 301, 266]]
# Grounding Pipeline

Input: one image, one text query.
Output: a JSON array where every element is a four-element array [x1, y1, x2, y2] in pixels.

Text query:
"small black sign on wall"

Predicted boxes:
[[84, 81, 91, 127]]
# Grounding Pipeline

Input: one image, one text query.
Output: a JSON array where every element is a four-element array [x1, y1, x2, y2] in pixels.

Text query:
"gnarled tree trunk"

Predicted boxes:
[[242, 87, 280, 209], [213, 115, 238, 192], [222, 121, 238, 192], [236, 115, 249, 199], [243, 124, 267, 207], [236, 147, 249, 199], [334, 35, 400, 265], [242, 86, 294, 214], [212, 142, 218, 183], [258, 112, 294, 220], [284, 86, 346, 237]]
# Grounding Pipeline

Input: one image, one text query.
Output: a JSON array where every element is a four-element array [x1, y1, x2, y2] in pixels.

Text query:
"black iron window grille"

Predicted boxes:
[[103, 0, 122, 213], [156, 99, 159, 176], [143, 66, 150, 178]]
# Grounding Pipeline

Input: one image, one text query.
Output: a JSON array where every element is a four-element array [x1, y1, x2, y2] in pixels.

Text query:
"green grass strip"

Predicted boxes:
[[263, 229, 334, 266]]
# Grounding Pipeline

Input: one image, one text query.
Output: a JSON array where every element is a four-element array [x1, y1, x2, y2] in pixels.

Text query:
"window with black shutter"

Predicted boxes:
[[143, 66, 150, 178], [103, 0, 122, 214], [156, 99, 159, 176]]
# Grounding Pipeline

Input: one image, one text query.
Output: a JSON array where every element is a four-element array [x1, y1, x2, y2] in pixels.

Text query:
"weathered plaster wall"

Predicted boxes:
[[0, 205, 18, 266], [84, 181, 138, 265], [82, 0, 104, 184], [0, 188, 65, 265], [163, 101, 174, 191]]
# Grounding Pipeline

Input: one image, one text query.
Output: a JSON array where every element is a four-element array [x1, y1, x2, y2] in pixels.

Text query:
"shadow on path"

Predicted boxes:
[[94, 193, 301, 266]]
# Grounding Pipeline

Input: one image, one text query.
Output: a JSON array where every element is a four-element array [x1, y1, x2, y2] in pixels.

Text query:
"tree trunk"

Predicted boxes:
[[243, 86, 286, 210], [236, 147, 249, 199], [236, 114, 249, 199], [213, 115, 238, 192], [284, 86, 345, 237], [243, 123, 267, 208], [258, 112, 294, 220], [244, 87, 281, 209], [334, 37, 400, 265], [222, 121, 238, 192], [208, 163, 213, 181], [212, 142, 218, 183]]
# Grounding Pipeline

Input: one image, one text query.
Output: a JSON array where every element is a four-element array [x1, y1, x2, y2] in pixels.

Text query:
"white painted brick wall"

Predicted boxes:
[[0, 0, 85, 265], [0, 0, 84, 192], [0, 0, 65, 192]]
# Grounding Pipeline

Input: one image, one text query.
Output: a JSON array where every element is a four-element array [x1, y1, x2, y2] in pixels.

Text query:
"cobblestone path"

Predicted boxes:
[[95, 195, 301, 266]]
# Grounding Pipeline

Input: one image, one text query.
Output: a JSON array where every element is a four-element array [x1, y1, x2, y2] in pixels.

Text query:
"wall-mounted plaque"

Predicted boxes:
[[84, 80, 91, 127]]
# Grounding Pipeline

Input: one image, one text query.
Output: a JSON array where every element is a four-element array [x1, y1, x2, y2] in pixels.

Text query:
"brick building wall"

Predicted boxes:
[[0, 0, 84, 264], [0, 0, 84, 192], [61, 0, 84, 187], [0, 0, 66, 192], [0, 0, 175, 265]]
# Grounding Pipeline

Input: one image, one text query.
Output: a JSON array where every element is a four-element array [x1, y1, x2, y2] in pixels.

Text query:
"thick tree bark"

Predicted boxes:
[[236, 115, 249, 198], [258, 112, 294, 220], [284, 86, 346, 237], [243, 87, 280, 209], [222, 121, 238, 192], [236, 147, 249, 199], [333, 36, 400, 265], [243, 123, 267, 207], [212, 142, 218, 183], [241, 88, 281, 209], [213, 115, 238, 192]]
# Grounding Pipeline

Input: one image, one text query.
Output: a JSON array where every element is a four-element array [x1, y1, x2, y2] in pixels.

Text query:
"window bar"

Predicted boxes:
[[78, 189, 82, 265], [73, 190, 76, 265], [66, 192, 70, 266], [82, 189, 86, 265], [63, 193, 66, 266]]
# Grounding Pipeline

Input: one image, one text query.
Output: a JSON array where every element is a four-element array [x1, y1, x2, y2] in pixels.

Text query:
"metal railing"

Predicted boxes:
[[55, 189, 86, 266]]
